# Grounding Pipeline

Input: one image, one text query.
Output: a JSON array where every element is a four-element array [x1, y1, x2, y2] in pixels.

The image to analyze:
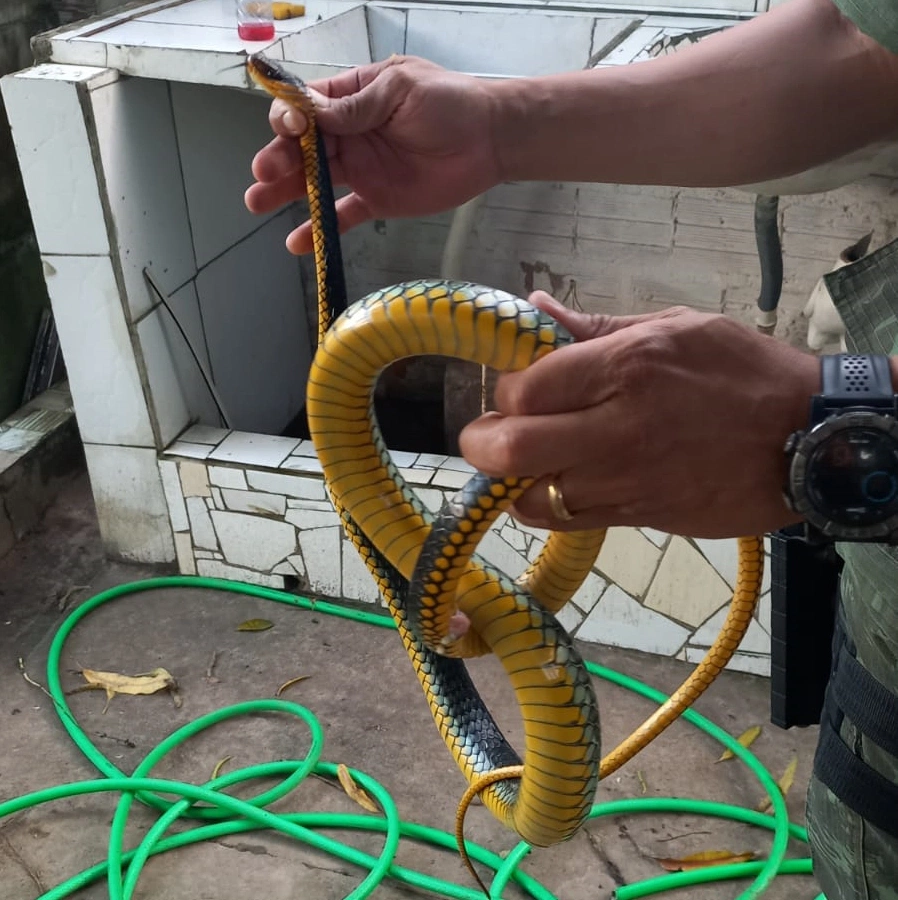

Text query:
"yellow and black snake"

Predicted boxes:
[[246, 53, 763, 889]]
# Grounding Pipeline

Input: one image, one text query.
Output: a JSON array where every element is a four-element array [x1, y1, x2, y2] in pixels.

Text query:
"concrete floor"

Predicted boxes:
[[0, 469, 824, 899]]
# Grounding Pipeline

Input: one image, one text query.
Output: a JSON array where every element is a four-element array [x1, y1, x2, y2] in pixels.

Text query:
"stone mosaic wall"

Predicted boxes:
[[162, 424, 773, 677]]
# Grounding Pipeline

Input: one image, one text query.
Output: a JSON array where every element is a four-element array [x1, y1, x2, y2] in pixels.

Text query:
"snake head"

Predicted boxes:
[[246, 53, 312, 107]]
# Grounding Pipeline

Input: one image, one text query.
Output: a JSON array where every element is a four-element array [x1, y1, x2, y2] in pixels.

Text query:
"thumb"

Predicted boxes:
[[527, 290, 684, 342]]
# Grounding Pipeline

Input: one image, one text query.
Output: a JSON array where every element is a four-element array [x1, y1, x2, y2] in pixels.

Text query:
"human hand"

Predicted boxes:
[[244, 55, 501, 254], [459, 293, 822, 539]]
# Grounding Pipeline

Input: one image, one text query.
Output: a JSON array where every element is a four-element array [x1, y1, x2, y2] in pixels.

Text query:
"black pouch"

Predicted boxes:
[[769, 525, 842, 729]]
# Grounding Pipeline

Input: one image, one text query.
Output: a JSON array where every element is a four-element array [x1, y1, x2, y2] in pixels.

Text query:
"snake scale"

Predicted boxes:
[[246, 53, 764, 890]]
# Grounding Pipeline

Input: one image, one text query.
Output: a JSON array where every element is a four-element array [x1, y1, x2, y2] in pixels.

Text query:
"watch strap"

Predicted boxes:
[[820, 354, 895, 411]]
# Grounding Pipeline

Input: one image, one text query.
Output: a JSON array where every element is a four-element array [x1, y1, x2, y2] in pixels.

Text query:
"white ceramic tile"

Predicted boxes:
[[209, 465, 248, 490], [694, 537, 740, 589], [440, 457, 476, 473], [221, 488, 286, 516], [179, 460, 211, 497], [640, 527, 669, 548], [431, 468, 473, 490], [90, 76, 196, 321], [42, 255, 155, 446], [186, 495, 219, 550], [388, 450, 418, 467], [282, 455, 324, 474], [404, 8, 595, 76], [158, 459, 189, 532], [165, 440, 216, 459], [367, 5, 406, 59], [281, 5, 371, 66], [415, 488, 446, 514], [691, 605, 771, 654], [477, 530, 529, 580], [598, 25, 662, 65], [209, 431, 301, 468], [596, 527, 663, 599], [196, 557, 284, 588], [756, 591, 771, 635], [644, 536, 732, 628], [291, 440, 318, 457], [555, 602, 584, 635], [136, 308, 192, 447], [416, 454, 448, 468], [83, 444, 175, 563], [211, 510, 297, 569], [285, 507, 341, 530], [195, 215, 312, 435], [2, 68, 109, 255], [287, 553, 307, 580], [79, 18, 271, 53], [342, 541, 380, 603], [180, 424, 228, 445], [211, 487, 224, 509], [171, 80, 281, 268], [174, 531, 197, 575], [286, 498, 334, 512], [246, 470, 327, 500], [300, 526, 342, 597], [399, 466, 433, 485], [572, 571, 608, 615], [577, 585, 690, 656], [499, 523, 527, 552], [686, 647, 771, 677], [589, 16, 644, 62]]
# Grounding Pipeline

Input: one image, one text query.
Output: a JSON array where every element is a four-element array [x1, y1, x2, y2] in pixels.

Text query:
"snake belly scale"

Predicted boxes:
[[246, 53, 764, 888]]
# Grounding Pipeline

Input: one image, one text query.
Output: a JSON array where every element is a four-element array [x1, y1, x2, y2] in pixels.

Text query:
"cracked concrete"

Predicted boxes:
[[0, 469, 824, 899]]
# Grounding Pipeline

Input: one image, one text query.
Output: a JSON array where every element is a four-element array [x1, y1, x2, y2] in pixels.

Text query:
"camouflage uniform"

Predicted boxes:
[[805, 235, 898, 898]]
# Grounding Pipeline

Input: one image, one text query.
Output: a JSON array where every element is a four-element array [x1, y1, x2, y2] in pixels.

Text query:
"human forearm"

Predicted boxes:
[[489, 0, 898, 187]]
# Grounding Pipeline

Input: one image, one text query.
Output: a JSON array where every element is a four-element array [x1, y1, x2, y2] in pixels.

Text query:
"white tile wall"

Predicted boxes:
[[83, 444, 175, 563], [136, 308, 192, 447], [366, 5, 406, 59], [195, 213, 311, 435], [403, 8, 599, 77], [170, 80, 282, 269], [42, 255, 155, 447], [280, 5, 371, 66], [2, 67, 110, 256], [90, 76, 196, 321]]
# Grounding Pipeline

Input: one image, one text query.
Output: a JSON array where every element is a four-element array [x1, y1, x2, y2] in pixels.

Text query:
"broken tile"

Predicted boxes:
[[477, 530, 529, 580], [416, 453, 448, 468], [165, 441, 215, 460], [158, 459, 188, 532], [287, 553, 307, 581], [208, 431, 300, 468], [415, 488, 446, 513], [282, 455, 323, 474], [388, 449, 418, 467], [186, 497, 218, 551], [597, 527, 663, 599], [179, 460, 210, 498], [756, 591, 771, 634], [441, 457, 477, 474], [343, 543, 380, 603], [691, 604, 772, 654], [180, 424, 228, 445], [246, 470, 327, 500], [209, 465, 247, 490], [399, 466, 433, 485], [578, 585, 690, 656], [221, 489, 286, 518], [643, 536, 732, 628], [499, 523, 527, 552], [196, 558, 284, 589], [431, 469, 473, 490], [173, 531, 195, 575], [572, 571, 608, 614], [211, 510, 297, 571], [285, 508, 342, 530], [694, 537, 740, 589], [290, 440, 318, 457], [300, 526, 342, 597], [554, 603, 584, 635], [641, 528, 669, 548], [285, 499, 334, 512]]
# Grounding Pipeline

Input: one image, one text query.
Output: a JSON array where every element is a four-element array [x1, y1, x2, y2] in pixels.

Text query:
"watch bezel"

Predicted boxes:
[[787, 410, 898, 541]]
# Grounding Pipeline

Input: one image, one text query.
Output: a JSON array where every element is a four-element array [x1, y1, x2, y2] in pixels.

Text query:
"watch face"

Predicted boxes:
[[807, 426, 898, 525], [790, 411, 898, 538]]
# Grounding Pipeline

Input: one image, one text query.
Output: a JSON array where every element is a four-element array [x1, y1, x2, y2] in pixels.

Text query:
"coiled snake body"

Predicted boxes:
[[247, 54, 763, 888]]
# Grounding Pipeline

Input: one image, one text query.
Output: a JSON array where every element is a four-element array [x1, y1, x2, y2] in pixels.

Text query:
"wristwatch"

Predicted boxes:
[[784, 354, 898, 543]]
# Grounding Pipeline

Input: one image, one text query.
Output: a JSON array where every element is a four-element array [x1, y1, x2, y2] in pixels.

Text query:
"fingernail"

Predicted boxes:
[[283, 109, 301, 134]]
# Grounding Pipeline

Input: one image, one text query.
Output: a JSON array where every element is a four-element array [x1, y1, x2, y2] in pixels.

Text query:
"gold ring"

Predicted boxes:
[[547, 477, 574, 522]]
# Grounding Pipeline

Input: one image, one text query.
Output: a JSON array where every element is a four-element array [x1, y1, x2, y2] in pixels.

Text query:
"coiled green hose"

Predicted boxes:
[[0, 576, 822, 899]]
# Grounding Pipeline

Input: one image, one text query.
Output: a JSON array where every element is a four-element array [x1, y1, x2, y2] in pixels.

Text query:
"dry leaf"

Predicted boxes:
[[337, 763, 378, 813], [718, 725, 763, 762], [236, 619, 274, 632], [758, 755, 799, 812], [78, 667, 179, 713], [636, 770, 648, 794], [655, 849, 757, 872], [276, 675, 311, 697], [211, 756, 232, 781]]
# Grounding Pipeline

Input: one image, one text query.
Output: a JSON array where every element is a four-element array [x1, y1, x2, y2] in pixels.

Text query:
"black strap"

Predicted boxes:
[[813, 608, 898, 838]]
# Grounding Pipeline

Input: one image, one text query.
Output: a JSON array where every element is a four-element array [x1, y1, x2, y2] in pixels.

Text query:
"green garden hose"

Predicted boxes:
[[0, 576, 822, 899]]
